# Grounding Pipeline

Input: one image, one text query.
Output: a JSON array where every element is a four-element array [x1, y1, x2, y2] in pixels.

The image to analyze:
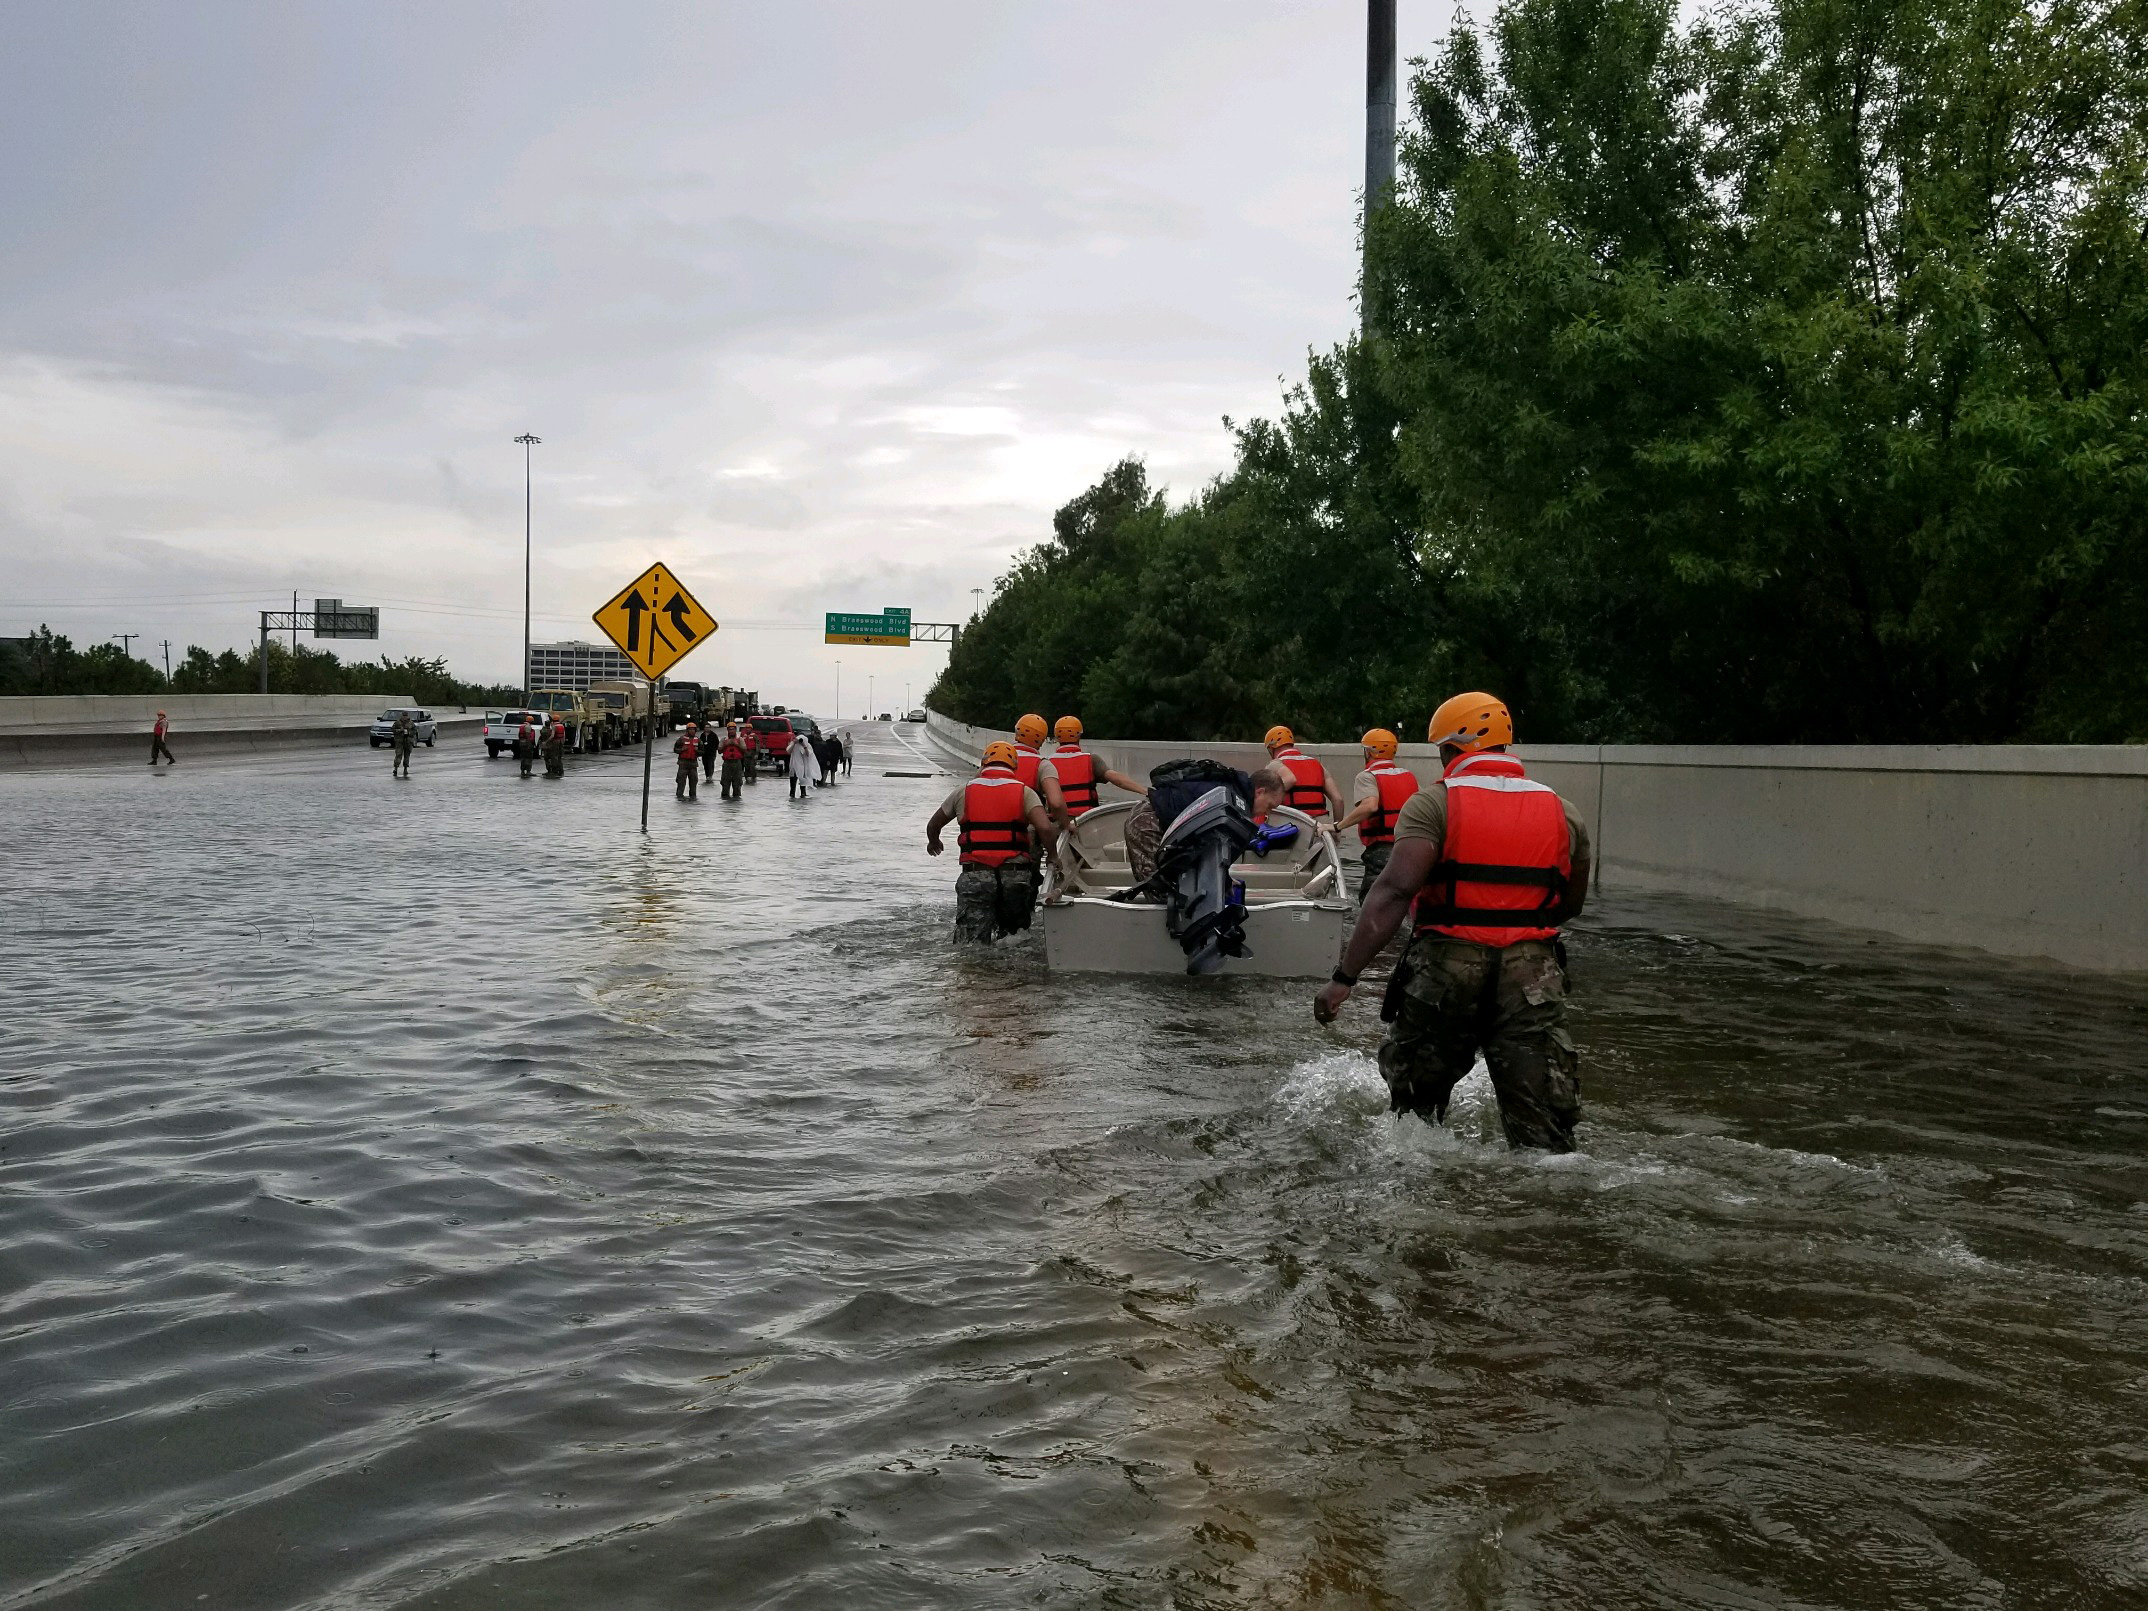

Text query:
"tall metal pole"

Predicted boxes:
[[641, 715, 654, 833], [1365, 0, 1398, 325], [259, 611, 270, 694], [516, 434, 541, 706], [835, 660, 841, 722]]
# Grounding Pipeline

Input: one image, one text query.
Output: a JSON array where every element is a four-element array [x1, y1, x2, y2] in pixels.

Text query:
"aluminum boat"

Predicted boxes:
[[1039, 800, 1353, 976]]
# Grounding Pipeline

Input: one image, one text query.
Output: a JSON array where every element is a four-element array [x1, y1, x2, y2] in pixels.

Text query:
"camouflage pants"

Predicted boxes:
[[1356, 840, 1392, 902], [1378, 935, 1580, 1151], [953, 860, 1039, 944]]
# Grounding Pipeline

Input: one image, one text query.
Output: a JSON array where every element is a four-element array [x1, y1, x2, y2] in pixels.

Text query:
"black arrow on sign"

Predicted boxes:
[[618, 589, 648, 651], [662, 594, 699, 643]]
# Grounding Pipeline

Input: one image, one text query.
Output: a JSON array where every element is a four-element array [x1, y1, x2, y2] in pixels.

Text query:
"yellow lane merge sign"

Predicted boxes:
[[593, 562, 717, 680]]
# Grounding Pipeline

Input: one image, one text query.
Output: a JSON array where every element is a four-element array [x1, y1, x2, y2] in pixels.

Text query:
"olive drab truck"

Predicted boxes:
[[529, 688, 602, 753], [587, 677, 659, 747]]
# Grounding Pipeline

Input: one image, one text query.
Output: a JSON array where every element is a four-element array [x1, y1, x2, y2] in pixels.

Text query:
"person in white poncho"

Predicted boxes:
[[786, 730, 814, 798]]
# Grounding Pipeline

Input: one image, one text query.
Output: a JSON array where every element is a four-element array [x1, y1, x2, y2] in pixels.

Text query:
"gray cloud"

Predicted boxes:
[[0, 1, 1431, 701]]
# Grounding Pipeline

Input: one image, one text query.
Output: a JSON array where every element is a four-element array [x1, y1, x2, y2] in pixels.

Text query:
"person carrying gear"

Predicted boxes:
[[718, 724, 746, 799], [1036, 715, 1149, 830], [1315, 693, 1592, 1151], [673, 721, 701, 800], [148, 710, 177, 767], [541, 715, 568, 778], [1263, 725, 1345, 820], [1333, 727, 1420, 900], [515, 715, 538, 778], [391, 713, 416, 779], [925, 740, 1060, 944]]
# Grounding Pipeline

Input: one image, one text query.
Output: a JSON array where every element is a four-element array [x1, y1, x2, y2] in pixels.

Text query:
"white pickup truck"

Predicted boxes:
[[482, 709, 541, 759]]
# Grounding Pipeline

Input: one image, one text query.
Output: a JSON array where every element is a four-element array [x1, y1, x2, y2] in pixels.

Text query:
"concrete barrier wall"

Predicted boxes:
[[0, 694, 420, 731], [923, 713, 2148, 972]]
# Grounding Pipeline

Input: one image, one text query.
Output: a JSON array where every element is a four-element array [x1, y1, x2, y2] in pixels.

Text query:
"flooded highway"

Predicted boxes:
[[4, 721, 2146, 1608]]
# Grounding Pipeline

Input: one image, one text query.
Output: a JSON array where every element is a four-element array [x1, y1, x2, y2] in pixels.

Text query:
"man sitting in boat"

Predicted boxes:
[[1122, 761, 1298, 892], [925, 741, 1063, 943]]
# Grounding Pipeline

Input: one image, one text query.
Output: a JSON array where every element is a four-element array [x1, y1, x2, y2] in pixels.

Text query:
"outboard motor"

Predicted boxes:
[[1155, 782, 1260, 974]]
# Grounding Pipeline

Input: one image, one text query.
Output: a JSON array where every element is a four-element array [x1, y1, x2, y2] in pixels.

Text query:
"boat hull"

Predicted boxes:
[[1041, 896, 1349, 977]]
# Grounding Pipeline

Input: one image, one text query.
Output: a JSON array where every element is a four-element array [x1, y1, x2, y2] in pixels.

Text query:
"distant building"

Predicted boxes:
[[527, 640, 636, 692]]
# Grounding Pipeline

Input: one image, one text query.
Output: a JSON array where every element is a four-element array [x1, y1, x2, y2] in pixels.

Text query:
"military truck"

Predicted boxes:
[[587, 677, 658, 747], [528, 688, 602, 752]]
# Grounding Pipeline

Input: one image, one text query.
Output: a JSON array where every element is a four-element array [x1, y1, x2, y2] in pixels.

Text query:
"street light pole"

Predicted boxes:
[[515, 433, 541, 706], [835, 660, 841, 723]]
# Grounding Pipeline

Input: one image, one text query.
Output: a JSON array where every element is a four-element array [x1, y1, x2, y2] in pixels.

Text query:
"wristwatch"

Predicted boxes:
[[1330, 968, 1358, 987]]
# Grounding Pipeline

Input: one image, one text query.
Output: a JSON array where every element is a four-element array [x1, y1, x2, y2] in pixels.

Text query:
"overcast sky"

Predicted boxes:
[[0, 1, 1438, 709]]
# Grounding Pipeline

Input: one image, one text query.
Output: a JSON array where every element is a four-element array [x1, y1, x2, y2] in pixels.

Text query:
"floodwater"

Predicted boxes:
[[3, 723, 2145, 1610]]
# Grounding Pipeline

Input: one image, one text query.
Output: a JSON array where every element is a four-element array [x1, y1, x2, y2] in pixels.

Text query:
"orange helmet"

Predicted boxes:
[[1361, 727, 1398, 759], [1014, 713, 1048, 745], [1428, 692, 1513, 752], [1264, 724, 1294, 750], [981, 741, 1020, 770], [1053, 715, 1083, 743]]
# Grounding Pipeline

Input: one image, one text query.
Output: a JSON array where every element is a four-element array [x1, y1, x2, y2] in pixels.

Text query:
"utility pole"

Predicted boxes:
[[1364, 0, 1398, 326], [160, 639, 171, 681], [516, 433, 541, 706], [970, 587, 983, 618], [112, 632, 139, 659]]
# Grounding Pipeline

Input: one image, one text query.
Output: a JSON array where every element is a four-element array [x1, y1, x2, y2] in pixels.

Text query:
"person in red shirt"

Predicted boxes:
[[149, 711, 176, 767]]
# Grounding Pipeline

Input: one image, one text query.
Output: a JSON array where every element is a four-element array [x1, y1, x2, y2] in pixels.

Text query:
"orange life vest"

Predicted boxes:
[[1410, 753, 1571, 946], [959, 768, 1030, 867], [1359, 759, 1420, 846], [1012, 745, 1043, 792], [677, 733, 699, 763], [1273, 747, 1329, 817], [1050, 743, 1098, 814], [721, 735, 744, 761]]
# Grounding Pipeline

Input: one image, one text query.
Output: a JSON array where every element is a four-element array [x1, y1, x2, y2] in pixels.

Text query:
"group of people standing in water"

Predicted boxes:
[[926, 692, 1592, 1154]]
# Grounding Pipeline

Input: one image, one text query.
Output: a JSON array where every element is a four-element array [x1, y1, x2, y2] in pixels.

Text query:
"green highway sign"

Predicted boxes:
[[825, 607, 911, 646]]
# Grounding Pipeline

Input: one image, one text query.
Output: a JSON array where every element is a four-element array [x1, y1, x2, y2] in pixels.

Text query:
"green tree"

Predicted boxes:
[[933, 0, 2148, 745]]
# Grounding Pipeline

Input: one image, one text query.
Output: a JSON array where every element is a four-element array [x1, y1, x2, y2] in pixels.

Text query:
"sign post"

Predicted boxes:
[[592, 562, 718, 832]]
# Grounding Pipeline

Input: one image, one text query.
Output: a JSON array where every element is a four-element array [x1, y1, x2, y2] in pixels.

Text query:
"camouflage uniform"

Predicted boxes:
[[1379, 935, 1580, 1151], [391, 717, 415, 777], [1356, 840, 1392, 902], [954, 860, 1039, 944]]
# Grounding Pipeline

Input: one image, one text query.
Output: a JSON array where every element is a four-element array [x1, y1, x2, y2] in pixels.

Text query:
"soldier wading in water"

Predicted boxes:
[[1314, 692, 1592, 1151], [925, 740, 1061, 944]]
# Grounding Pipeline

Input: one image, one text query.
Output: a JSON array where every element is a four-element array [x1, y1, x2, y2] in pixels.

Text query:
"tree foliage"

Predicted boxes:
[[932, 0, 2148, 742], [0, 626, 518, 706]]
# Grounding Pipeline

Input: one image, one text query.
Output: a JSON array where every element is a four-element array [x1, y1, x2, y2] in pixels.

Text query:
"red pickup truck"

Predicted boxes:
[[748, 715, 795, 773]]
